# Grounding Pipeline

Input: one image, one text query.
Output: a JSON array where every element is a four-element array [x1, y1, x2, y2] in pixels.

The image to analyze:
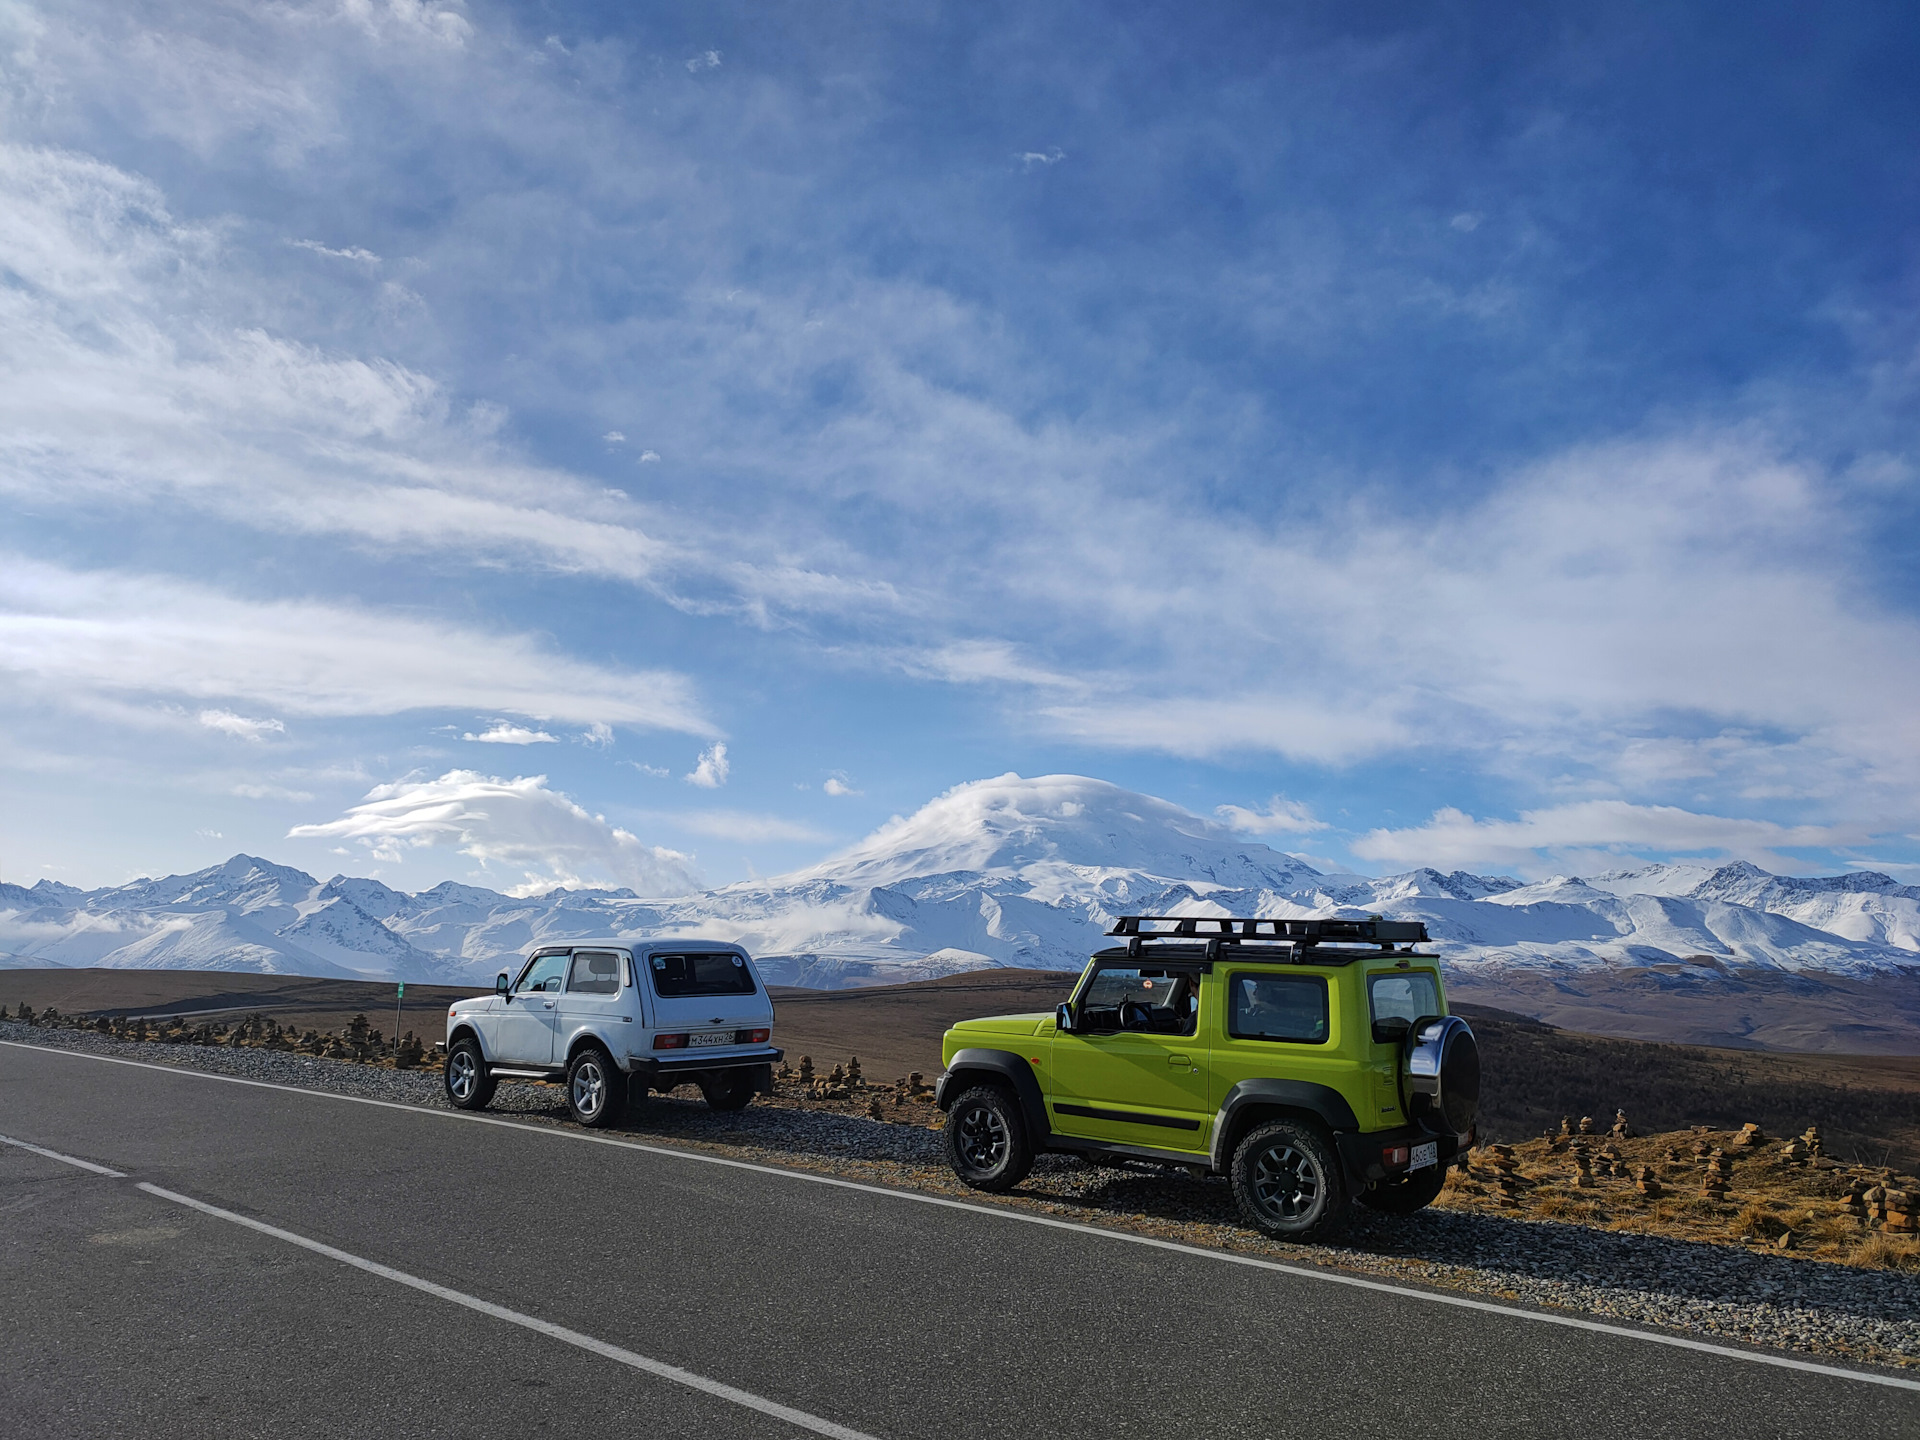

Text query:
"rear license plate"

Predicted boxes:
[[1410, 1141, 1438, 1171], [688, 1030, 735, 1048]]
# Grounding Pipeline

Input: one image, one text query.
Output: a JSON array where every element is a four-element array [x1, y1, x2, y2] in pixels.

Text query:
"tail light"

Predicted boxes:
[[1382, 1145, 1410, 1168], [654, 1033, 688, 1049], [739, 1028, 770, 1044]]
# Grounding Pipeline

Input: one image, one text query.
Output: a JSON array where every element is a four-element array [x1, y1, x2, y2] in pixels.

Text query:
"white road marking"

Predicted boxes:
[[0, 1129, 127, 1177], [6, 1038, 1919, 1394], [133, 1181, 879, 1440]]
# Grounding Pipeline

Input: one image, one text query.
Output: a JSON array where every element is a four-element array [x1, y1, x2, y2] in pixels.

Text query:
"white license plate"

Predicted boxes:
[[1410, 1141, 1438, 1171], [688, 1030, 735, 1048]]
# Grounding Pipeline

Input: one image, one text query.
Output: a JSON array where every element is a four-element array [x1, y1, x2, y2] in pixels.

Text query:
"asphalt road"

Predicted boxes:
[[2, 1043, 1916, 1440]]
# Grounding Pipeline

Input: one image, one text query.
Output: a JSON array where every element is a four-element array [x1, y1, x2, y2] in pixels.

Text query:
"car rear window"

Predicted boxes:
[[648, 951, 757, 997], [1369, 971, 1441, 1025]]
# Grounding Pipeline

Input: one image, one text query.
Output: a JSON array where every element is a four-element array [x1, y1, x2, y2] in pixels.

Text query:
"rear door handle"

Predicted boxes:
[[1168, 1053, 1191, 1066]]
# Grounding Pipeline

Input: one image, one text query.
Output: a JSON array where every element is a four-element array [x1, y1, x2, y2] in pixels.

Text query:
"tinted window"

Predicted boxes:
[[1228, 974, 1329, 1044], [1076, 967, 1198, 1036], [649, 952, 756, 997], [1369, 971, 1441, 1026], [567, 950, 622, 996]]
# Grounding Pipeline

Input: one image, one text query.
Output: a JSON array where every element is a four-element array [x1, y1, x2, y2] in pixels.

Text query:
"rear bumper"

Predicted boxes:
[[1339, 1123, 1473, 1188], [625, 1046, 783, 1081]]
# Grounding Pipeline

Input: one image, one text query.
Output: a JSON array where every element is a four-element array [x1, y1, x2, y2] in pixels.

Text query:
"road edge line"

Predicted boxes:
[[6, 1037, 1917, 1394]]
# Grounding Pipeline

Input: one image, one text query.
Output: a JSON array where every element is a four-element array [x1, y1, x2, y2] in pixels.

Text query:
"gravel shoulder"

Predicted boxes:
[[5, 1021, 1916, 1372]]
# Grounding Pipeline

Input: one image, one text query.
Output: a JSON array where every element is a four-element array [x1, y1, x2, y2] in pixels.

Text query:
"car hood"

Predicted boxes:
[[945, 1011, 1052, 1039]]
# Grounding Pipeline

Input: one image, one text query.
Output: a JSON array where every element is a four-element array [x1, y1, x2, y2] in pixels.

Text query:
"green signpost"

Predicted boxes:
[[395, 981, 405, 1054]]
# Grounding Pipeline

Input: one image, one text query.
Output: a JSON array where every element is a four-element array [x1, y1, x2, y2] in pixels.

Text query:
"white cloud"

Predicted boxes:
[[198, 708, 286, 742], [659, 809, 830, 843], [463, 721, 558, 745], [684, 742, 730, 788], [1353, 801, 1861, 872], [603, 430, 625, 443], [288, 238, 380, 263], [288, 769, 702, 895], [1018, 148, 1066, 169], [638, 450, 660, 463], [0, 557, 712, 733], [822, 774, 861, 797], [625, 760, 670, 778], [580, 722, 614, 748], [232, 783, 316, 802], [686, 49, 720, 72], [1449, 212, 1482, 232], [1215, 796, 1327, 836]]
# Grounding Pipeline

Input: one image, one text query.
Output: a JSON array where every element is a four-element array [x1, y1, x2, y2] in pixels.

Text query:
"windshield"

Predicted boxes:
[[648, 951, 757, 998]]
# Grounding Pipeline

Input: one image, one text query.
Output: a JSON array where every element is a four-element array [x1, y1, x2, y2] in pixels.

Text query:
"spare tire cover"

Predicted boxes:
[[1405, 1016, 1480, 1137]]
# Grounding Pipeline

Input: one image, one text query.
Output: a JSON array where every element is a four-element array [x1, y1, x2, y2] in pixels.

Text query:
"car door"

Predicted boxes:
[[493, 951, 567, 1065], [1050, 964, 1211, 1154], [554, 948, 630, 1056]]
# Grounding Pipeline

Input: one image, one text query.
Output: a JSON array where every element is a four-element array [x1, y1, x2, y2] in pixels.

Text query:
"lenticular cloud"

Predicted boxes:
[[289, 770, 703, 897]]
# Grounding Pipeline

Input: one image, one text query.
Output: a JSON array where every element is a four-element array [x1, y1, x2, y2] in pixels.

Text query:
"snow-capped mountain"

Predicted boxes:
[[3, 775, 1916, 990]]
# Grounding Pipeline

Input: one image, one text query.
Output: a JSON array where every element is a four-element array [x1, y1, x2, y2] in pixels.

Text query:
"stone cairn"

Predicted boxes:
[[1730, 1122, 1767, 1148], [1634, 1164, 1664, 1198], [1578, 1115, 1596, 1135], [1610, 1109, 1634, 1140], [1571, 1146, 1595, 1189], [1477, 1144, 1528, 1206], [1884, 1188, 1920, 1235]]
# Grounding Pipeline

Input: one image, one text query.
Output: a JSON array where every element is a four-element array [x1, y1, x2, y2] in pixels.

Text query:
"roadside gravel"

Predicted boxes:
[[6, 1021, 1916, 1370]]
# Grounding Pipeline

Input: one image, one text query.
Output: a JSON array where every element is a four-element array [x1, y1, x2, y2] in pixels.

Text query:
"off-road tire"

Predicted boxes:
[[444, 1037, 497, 1112], [566, 1045, 626, 1128], [1358, 1163, 1447, 1215], [1230, 1119, 1349, 1240], [700, 1071, 756, 1112], [944, 1084, 1033, 1192]]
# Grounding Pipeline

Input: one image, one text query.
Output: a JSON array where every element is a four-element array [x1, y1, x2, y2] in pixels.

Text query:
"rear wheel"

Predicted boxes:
[[943, 1085, 1033, 1192], [700, 1071, 756, 1111], [566, 1046, 626, 1128], [1358, 1164, 1447, 1215], [444, 1037, 496, 1112], [1230, 1119, 1349, 1241]]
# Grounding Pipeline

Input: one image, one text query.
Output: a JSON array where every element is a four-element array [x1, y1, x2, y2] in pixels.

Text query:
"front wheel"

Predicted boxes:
[[1358, 1164, 1447, 1215], [566, 1046, 626, 1128], [700, 1071, 756, 1112], [1230, 1119, 1349, 1241], [943, 1085, 1033, 1192], [444, 1038, 496, 1112]]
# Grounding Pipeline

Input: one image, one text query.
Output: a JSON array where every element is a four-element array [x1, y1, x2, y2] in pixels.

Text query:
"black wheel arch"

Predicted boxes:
[[937, 1048, 1052, 1143], [1210, 1078, 1360, 1176], [446, 1024, 487, 1060]]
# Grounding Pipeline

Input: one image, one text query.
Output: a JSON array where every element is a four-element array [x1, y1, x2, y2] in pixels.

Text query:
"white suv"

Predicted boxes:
[[443, 939, 781, 1127]]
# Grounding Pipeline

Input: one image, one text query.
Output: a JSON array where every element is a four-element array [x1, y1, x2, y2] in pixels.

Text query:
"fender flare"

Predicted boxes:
[[1210, 1077, 1361, 1173], [938, 1048, 1052, 1143], [562, 1026, 620, 1067], [446, 1021, 489, 1063]]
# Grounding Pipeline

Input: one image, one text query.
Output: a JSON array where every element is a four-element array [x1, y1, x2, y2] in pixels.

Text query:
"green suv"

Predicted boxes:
[[935, 915, 1480, 1240]]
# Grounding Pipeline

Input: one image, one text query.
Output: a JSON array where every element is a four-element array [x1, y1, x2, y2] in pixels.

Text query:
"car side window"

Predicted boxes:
[[1228, 974, 1329, 1044], [515, 953, 568, 995], [567, 950, 622, 996], [1076, 967, 1198, 1036]]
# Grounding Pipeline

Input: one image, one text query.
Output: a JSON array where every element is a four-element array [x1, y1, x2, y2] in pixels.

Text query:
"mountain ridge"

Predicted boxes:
[[3, 776, 1915, 993]]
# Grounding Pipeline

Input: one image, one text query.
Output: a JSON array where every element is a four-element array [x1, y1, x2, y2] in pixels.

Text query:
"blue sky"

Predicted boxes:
[[2, 0, 1918, 893]]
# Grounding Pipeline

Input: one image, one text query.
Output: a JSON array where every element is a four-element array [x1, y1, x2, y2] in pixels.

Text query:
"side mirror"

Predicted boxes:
[[1055, 1003, 1074, 1034], [495, 972, 510, 998]]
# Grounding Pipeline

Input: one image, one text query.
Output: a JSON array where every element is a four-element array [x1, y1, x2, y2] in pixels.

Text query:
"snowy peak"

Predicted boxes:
[[771, 773, 1323, 892]]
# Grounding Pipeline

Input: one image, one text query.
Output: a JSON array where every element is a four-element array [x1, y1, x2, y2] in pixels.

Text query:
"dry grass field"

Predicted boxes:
[[7, 965, 1919, 1172]]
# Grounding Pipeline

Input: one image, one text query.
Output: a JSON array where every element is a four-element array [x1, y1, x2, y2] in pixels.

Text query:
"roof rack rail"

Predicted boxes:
[[1106, 914, 1429, 946]]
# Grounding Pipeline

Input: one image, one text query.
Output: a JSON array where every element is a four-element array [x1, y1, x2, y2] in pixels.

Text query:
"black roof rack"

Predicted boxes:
[[1106, 914, 1428, 947]]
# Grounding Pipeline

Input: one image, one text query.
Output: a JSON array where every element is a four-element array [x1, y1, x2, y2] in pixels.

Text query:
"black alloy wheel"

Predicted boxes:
[[943, 1084, 1033, 1192], [1230, 1119, 1349, 1240]]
